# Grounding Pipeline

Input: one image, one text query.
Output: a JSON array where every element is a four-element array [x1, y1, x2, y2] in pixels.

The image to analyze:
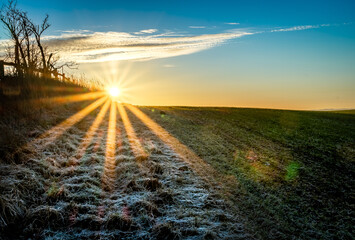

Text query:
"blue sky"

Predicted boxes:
[[1, 0, 355, 109], [16, 0, 355, 26]]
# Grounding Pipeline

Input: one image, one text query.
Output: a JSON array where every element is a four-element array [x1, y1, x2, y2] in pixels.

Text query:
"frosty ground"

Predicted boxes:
[[0, 98, 250, 239]]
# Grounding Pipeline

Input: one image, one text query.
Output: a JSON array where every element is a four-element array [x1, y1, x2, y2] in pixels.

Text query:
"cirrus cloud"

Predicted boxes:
[[189, 26, 206, 29], [134, 29, 158, 34], [225, 22, 240, 25], [42, 30, 252, 63], [0, 23, 335, 64], [271, 24, 325, 32]]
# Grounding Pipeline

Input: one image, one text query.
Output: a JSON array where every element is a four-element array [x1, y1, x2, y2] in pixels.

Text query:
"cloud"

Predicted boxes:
[[58, 29, 92, 34], [271, 25, 319, 32], [39, 30, 252, 63], [189, 26, 206, 29], [225, 22, 240, 25], [163, 64, 175, 68], [134, 29, 158, 34], [0, 23, 332, 64]]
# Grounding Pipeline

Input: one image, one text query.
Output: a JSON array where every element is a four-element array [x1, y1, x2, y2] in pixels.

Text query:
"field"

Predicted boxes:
[[0, 95, 354, 239], [143, 106, 354, 239]]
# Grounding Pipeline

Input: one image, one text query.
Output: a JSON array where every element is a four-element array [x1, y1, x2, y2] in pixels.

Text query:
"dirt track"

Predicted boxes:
[[1, 99, 250, 239]]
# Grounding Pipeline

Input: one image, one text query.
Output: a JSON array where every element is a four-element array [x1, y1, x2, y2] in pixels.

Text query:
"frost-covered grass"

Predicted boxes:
[[0, 99, 250, 239], [0, 97, 97, 235]]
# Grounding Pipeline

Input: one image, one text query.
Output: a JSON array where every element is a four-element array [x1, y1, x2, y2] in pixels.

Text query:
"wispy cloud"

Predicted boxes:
[[225, 22, 240, 25], [271, 24, 321, 32], [163, 64, 175, 68], [189, 26, 206, 29], [134, 29, 158, 34], [58, 29, 92, 34], [40, 30, 252, 63], [0, 23, 337, 64]]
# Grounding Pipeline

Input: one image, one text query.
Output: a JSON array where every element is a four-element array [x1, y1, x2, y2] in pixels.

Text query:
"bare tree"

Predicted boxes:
[[0, 0, 77, 78], [27, 14, 50, 72], [0, 0, 23, 68]]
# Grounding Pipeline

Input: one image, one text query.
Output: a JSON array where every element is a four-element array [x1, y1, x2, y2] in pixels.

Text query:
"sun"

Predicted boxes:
[[107, 87, 120, 98]]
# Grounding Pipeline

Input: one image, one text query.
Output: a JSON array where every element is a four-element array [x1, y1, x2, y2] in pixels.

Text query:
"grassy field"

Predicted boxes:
[[139, 106, 355, 239], [1, 99, 253, 239], [0, 94, 354, 239]]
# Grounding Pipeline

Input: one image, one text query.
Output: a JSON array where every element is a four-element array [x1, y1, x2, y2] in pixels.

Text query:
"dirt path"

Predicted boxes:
[[7, 101, 251, 239]]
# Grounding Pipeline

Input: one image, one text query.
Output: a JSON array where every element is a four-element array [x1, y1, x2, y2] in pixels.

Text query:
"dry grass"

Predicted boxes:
[[0, 93, 250, 239]]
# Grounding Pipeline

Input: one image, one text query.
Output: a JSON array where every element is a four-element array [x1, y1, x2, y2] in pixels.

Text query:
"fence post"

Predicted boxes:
[[0, 60, 4, 79]]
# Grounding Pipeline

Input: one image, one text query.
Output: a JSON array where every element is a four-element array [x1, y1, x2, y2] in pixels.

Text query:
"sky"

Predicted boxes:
[[1, 0, 355, 109]]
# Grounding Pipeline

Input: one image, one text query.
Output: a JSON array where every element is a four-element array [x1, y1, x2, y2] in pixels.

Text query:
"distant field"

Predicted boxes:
[[326, 109, 355, 114], [139, 106, 355, 239]]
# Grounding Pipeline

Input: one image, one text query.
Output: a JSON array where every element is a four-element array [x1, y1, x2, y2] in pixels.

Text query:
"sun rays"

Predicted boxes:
[[117, 103, 147, 161], [125, 105, 223, 186], [29, 96, 107, 150], [73, 100, 111, 161], [45, 91, 106, 104], [102, 100, 118, 191], [25, 89, 224, 196], [81, 61, 150, 104]]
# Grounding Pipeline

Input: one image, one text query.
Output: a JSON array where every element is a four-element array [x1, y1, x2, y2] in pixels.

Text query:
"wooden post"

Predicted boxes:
[[0, 60, 4, 79]]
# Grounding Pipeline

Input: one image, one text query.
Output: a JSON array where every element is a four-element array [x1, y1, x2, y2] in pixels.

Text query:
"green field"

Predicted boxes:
[[138, 106, 355, 239]]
